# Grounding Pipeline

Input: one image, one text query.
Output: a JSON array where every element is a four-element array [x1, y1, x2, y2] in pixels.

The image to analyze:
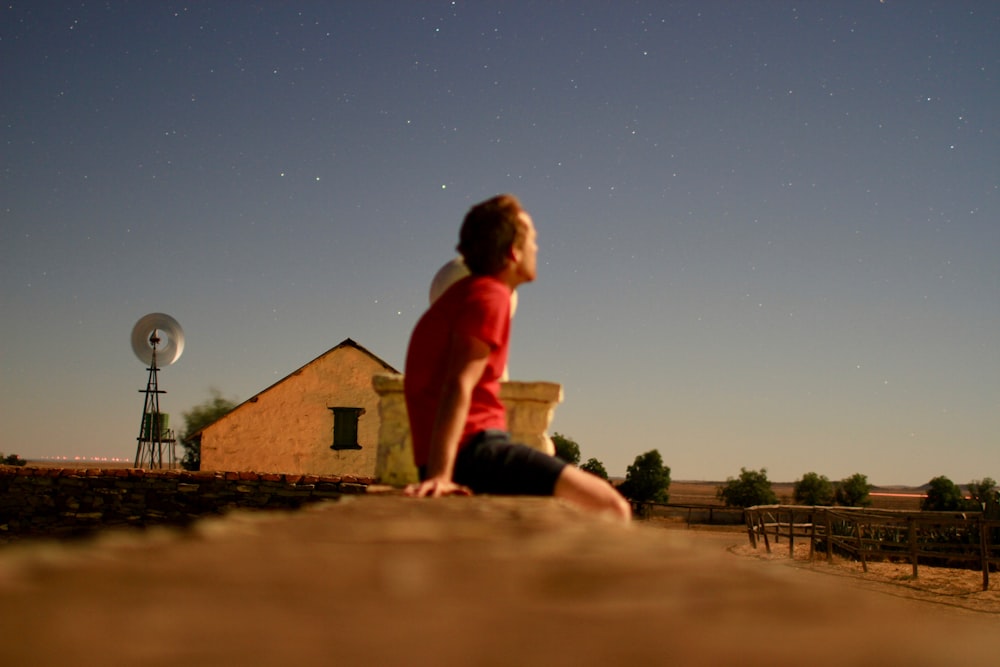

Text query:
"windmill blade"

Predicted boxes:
[[131, 313, 185, 366]]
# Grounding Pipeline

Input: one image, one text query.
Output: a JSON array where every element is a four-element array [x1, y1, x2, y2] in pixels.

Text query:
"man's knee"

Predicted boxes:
[[554, 466, 632, 521]]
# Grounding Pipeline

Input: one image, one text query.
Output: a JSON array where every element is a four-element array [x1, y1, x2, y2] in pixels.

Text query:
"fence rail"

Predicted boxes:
[[631, 501, 745, 525], [744, 505, 1000, 591]]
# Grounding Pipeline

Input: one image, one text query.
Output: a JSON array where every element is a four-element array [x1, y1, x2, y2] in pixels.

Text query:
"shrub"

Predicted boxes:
[[551, 433, 581, 466], [580, 457, 609, 480], [618, 450, 670, 503], [180, 389, 237, 471], [967, 478, 998, 511], [1, 452, 27, 467], [793, 472, 834, 506], [921, 476, 968, 512], [718, 467, 778, 508], [834, 473, 873, 507]]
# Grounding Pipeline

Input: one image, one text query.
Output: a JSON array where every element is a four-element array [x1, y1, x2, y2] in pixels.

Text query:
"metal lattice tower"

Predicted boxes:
[[134, 331, 176, 469]]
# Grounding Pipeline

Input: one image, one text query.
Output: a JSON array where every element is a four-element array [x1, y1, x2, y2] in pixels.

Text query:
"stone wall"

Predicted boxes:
[[0, 465, 370, 544]]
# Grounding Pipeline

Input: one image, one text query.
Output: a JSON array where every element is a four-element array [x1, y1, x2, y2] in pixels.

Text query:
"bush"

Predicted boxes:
[[1, 452, 27, 466], [551, 433, 580, 466], [180, 389, 237, 471], [618, 450, 670, 503], [580, 457, 609, 480], [718, 467, 778, 508], [793, 472, 834, 506], [921, 475, 968, 512], [967, 478, 998, 511], [834, 473, 873, 507]]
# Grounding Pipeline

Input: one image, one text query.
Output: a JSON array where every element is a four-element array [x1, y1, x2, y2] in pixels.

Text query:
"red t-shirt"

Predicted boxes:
[[404, 275, 511, 467]]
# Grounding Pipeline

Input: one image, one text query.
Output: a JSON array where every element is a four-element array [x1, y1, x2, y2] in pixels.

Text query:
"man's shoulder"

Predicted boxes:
[[431, 274, 507, 308], [462, 274, 510, 298]]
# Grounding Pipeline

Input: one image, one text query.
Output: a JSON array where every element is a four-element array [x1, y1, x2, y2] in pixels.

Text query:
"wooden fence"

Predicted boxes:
[[744, 505, 1000, 591], [631, 501, 745, 525]]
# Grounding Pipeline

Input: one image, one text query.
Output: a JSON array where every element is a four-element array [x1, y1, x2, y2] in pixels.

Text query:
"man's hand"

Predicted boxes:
[[410, 331, 489, 500], [404, 476, 472, 498]]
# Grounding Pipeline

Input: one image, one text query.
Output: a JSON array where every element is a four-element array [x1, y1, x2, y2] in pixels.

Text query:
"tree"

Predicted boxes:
[[718, 467, 778, 508], [921, 475, 967, 512], [180, 389, 237, 471], [580, 457, 608, 480], [967, 478, 998, 510], [618, 449, 670, 503], [793, 472, 834, 506], [551, 432, 580, 465], [834, 473, 873, 507], [1, 452, 27, 467]]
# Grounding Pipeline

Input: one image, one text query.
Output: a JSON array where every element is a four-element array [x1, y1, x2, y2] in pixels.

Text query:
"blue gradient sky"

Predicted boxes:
[[2, 2, 997, 484]]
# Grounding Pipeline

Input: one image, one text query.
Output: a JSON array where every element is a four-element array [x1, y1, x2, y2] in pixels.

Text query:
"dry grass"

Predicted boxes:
[[728, 535, 1000, 615], [668, 482, 1000, 614]]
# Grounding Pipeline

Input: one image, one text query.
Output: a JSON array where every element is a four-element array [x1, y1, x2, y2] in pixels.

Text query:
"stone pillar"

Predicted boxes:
[[499, 381, 562, 456], [372, 374, 563, 487], [372, 374, 419, 487]]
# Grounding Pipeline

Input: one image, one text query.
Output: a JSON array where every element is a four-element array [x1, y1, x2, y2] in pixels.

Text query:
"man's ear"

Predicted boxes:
[[505, 241, 522, 264], [503, 243, 520, 264]]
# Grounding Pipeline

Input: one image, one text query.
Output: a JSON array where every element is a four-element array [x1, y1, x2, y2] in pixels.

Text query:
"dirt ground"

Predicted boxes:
[[1, 495, 998, 666], [725, 530, 1000, 615], [663, 481, 1000, 614]]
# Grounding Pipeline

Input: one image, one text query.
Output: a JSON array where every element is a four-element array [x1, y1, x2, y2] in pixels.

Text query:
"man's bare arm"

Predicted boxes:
[[405, 332, 490, 498]]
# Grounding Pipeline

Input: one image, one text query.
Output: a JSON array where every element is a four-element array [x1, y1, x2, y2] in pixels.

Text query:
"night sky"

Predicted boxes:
[[2, 1, 997, 485]]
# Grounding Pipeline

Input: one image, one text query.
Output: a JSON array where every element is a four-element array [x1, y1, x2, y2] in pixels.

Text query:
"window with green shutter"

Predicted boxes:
[[329, 407, 365, 450]]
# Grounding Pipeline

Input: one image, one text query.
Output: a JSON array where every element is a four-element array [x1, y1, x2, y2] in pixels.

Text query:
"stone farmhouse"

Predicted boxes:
[[198, 338, 398, 478]]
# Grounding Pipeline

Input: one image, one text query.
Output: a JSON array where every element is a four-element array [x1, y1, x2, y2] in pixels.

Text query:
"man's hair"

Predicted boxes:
[[457, 194, 524, 276]]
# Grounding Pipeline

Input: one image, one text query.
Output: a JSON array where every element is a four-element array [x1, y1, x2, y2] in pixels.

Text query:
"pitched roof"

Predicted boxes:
[[188, 338, 400, 439]]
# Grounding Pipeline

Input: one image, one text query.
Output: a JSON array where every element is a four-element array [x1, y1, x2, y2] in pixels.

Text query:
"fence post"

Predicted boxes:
[[981, 516, 990, 592], [825, 511, 833, 562], [789, 508, 795, 558], [809, 510, 816, 560], [908, 517, 918, 578], [857, 521, 868, 573], [745, 508, 756, 548]]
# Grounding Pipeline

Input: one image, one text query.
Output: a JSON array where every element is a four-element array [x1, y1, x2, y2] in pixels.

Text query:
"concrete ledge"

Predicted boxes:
[[0, 495, 996, 666]]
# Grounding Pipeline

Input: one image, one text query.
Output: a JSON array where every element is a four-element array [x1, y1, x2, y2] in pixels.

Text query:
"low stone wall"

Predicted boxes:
[[0, 465, 371, 544]]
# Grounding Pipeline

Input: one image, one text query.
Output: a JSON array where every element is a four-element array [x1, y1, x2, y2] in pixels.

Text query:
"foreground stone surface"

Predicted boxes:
[[0, 495, 996, 666], [0, 465, 371, 543]]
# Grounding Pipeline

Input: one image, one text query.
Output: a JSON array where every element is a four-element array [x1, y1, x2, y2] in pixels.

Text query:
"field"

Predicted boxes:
[[668, 480, 926, 511]]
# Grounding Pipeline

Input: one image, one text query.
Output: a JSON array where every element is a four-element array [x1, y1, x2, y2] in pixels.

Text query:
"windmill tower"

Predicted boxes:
[[132, 313, 185, 468]]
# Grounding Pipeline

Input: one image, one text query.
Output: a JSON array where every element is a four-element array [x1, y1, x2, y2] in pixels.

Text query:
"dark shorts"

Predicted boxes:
[[422, 430, 567, 496]]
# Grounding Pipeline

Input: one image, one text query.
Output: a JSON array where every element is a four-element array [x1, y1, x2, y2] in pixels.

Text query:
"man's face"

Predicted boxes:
[[513, 211, 538, 284]]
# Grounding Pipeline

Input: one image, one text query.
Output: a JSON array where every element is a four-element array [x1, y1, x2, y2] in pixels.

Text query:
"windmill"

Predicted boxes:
[[131, 313, 185, 468]]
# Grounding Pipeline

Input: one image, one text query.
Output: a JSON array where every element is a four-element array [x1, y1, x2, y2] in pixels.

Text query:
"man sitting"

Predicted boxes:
[[403, 194, 631, 521]]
